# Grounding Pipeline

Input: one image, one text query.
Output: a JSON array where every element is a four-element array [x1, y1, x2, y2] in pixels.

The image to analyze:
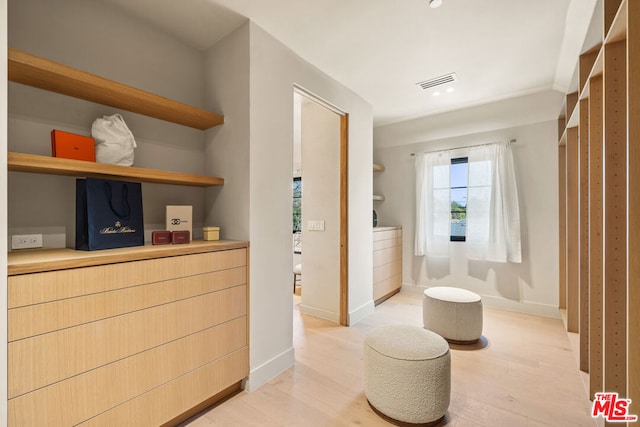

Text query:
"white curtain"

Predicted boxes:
[[466, 141, 521, 263], [415, 151, 451, 257]]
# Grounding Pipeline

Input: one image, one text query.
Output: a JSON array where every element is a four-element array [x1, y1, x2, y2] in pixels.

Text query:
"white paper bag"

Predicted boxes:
[[91, 114, 137, 166]]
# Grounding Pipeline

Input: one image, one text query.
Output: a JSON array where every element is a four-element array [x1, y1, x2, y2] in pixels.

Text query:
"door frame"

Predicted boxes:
[[293, 86, 349, 326], [339, 113, 348, 326]]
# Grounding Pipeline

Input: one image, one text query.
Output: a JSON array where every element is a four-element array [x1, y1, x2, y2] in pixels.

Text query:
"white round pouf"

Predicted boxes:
[[364, 325, 450, 425], [423, 287, 483, 344]]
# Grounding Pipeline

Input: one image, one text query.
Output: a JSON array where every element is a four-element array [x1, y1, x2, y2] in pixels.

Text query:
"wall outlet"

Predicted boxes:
[[11, 234, 43, 249]]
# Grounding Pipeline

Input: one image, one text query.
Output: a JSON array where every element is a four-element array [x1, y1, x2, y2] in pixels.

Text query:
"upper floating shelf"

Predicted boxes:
[[8, 48, 224, 130], [8, 152, 224, 187]]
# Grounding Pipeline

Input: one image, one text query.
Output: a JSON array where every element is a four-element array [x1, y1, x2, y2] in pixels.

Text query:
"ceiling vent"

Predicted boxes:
[[416, 72, 457, 90]]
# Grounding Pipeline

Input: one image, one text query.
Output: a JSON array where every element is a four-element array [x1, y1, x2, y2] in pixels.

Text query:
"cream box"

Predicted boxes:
[[166, 205, 192, 239]]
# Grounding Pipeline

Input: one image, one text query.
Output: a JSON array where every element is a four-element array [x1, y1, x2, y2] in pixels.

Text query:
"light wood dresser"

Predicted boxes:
[[373, 226, 402, 304], [7, 240, 249, 426]]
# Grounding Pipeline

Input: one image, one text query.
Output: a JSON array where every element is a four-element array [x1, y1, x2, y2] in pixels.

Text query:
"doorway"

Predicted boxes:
[[293, 89, 348, 326]]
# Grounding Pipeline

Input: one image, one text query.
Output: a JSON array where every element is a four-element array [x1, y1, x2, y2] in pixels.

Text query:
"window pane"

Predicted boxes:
[[466, 186, 490, 242], [433, 188, 450, 216], [468, 160, 491, 186], [292, 179, 302, 198], [467, 186, 490, 211], [433, 164, 450, 189], [293, 178, 302, 233], [450, 162, 468, 188], [450, 157, 468, 241], [450, 188, 467, 207], [451, 218, 466, 238]]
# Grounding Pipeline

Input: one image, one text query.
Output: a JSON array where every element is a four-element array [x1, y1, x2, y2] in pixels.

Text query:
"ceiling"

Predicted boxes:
[[101, 0, 599, 127]]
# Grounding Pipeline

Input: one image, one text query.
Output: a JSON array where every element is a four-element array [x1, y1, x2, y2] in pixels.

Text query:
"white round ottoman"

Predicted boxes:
[[423, 287, 483, 344], [364, 325, 450, 425]]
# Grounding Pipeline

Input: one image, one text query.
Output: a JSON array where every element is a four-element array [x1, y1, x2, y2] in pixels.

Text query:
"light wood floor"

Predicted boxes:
[[183, 292, 596, 426]]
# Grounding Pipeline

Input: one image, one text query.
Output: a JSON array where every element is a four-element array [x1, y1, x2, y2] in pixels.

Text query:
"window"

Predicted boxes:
[[450, 157, 468, 241], [292, 177, 302, 232], [414, 141, 522, 263], [292, 177, 302, 253]]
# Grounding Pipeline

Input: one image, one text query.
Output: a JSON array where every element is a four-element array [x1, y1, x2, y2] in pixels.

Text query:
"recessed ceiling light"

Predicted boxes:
[[432, 91, 441, 97], [430, 0, 443, 8], [446, 87, 455, 93]]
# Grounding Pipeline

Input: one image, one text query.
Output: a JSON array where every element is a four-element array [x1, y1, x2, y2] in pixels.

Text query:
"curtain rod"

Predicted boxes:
[[409, 138, 517, 156]]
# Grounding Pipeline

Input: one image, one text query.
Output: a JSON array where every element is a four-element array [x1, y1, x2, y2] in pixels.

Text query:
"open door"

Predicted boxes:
[[293, 90, 348, 325]]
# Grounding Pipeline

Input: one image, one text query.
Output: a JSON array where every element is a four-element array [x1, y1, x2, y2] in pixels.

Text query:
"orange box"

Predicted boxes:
[[51, 130, 96, 162]]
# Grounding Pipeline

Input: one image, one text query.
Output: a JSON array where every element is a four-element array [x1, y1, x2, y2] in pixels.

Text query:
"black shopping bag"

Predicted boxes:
[[75, 178, 144, 250]]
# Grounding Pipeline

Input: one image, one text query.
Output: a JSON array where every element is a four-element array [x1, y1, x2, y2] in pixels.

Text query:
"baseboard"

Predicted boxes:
[[299, 304, 340, 323], [479, 294, 561, 319], [348, 300, 375, 326], [401, 283, 561, 319], [244, 346, 295, 392]]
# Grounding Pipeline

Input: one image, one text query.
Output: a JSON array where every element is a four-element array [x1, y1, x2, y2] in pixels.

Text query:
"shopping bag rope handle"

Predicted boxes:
[[103, 182, 131, 219]]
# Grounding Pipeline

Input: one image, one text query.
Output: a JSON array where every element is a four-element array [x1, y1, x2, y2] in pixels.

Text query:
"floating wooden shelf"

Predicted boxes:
[[8, 152, 224, 187], [8, 48, 223, 130], [373, 194, 385, 201], [373, 163, 385, 172]]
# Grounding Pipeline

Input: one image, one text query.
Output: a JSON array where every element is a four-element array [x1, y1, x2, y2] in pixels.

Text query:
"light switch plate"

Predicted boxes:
[[307, 220, 325, 231]]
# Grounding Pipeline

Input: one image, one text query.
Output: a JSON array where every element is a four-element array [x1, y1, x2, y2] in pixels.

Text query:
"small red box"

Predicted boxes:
[[171, 230, 190, 244], [151, 231, 172, 245], [51, 130, 96, 162]]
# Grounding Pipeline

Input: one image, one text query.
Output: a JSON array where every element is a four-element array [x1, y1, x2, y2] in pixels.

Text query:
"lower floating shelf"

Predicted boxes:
[[373, 194, 385, 201], [8, 152, 224, 187]]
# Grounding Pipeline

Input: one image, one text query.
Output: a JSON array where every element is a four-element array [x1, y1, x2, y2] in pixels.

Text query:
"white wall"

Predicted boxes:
[[7, 0, 208, 246], [299, 100, 341, 322], [240, 22, 373, 390], [375, 90, 564, 149], [203, 23, 250, 241], [374, 118, 560, 318]]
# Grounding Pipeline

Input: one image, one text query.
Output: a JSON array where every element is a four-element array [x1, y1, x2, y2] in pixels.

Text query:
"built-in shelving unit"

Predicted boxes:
[[373, 163, 385, 202], [7, 48, 226, 187], [8, 48, 223, 130], [557, 0, 638, 406], [8, 152, 223, 187], [5, 47, 242, 426]]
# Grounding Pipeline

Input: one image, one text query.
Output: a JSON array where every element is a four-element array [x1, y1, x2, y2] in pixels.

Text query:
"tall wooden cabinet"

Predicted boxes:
[[557, 0, 638, 405], [7, 242, 249, 426]]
